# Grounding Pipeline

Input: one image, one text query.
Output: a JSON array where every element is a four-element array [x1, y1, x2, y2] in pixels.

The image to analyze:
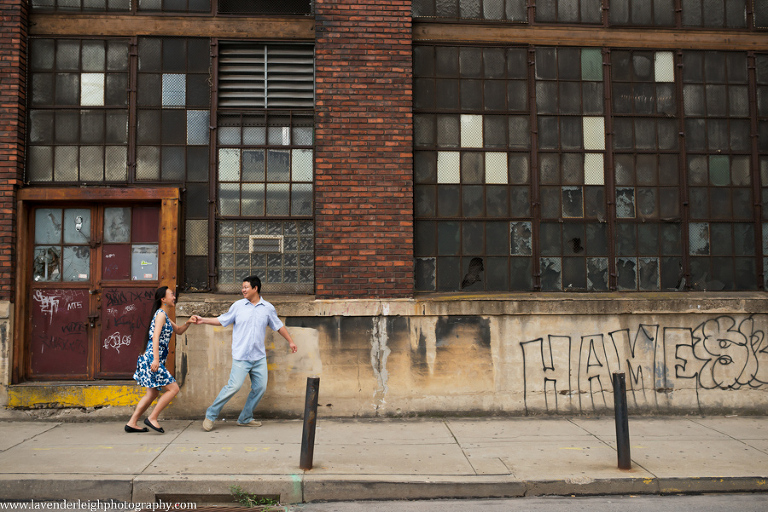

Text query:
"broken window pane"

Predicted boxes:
[[35, 208, 63, 244], [62, 246, 90, 282], [33, 245, 61, 282]]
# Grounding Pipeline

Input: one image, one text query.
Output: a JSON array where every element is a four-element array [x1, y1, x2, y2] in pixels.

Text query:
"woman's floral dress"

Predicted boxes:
[[133, 309, 176, 388]]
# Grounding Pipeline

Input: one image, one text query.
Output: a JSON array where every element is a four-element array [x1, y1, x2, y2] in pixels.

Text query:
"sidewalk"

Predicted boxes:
[[0, 416, 766, 504]]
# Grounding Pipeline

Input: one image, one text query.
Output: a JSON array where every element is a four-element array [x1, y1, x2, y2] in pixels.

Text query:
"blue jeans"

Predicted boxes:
[[206, 358, 268, 424]]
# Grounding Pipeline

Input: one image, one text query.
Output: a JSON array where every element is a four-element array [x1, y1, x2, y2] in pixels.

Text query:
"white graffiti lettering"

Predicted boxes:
[[103, 332, 132, 354]]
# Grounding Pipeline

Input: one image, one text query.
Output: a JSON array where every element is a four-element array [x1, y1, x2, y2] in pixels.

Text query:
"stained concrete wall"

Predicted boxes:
[[168, 293, 768, 418], [0, 301, 11, 409], [4, 294, 768, 418]]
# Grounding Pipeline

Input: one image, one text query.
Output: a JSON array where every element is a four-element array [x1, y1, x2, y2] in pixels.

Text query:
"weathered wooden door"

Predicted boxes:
[[28, 205, 161, 380]]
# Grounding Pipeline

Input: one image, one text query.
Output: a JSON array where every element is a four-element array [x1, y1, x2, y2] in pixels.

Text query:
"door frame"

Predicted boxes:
[[13, 187, 180, 384]]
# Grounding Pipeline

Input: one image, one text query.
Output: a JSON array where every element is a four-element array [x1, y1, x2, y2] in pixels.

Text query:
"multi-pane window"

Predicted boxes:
[[27, 39, 130, 183], [135, 37, 211, 182], [536, 47, 607, 291], [683, 51, 755, 290], [415, 45, 763, 293], [609, 0, 676, 26], [534, 0, 602, 23], [218, 0, 312, 14], [138, 0, 211, 12], [412, 0, 527, 21], [215, 42, 315, 294], [681, 0, 747, 28], [757, 55, 768, 288], [30, 0, 130, 11], [414, 46, 532, 291], [134, 37, 212, 291], [611, 50, 683, 290], [217, 113, 314, 218], [757, 1, 768, 29], [29, 0, 314, 13]]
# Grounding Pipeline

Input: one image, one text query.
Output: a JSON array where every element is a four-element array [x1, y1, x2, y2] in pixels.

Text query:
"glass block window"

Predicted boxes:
[[609, 0, 675, 26], [683, 51, 755, 290], [216, 112, 313, 218], [136, 37, 211, 182], [681, 0, 747, 28], [414, 46, 531, 292], [30, 0, 130, 11], [412, 0, 527, 22], [217, 220, 314, 293], [27, 39, 130, 183], [534, 0, 602, 24]]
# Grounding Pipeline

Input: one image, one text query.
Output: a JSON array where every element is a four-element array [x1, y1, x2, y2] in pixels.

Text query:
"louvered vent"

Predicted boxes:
[[250, 235, 284, 254], [218, 43, 314, 109]]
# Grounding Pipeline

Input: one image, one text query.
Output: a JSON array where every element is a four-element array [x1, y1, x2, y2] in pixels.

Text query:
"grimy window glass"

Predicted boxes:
[[412, 0, 527, 22], [30, 0, 131, 12], [27, 39, 130, 183], [611, 50, 683, 290], [534, 0, 602, 23], [609, 0, 675, 26], [415, 44, 764, 293], [215, 42, 315, 294], [536, 46, 607, 291], [133, 37, 212, 291], [414, 45, 533, 292], [681, 0, 747, 28], [683, 51, 755, 290], [756, 54, 768, 289]]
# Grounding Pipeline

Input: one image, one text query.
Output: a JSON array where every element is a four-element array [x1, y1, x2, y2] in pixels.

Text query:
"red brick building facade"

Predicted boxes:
[[0, 0, 27, 302], [314, 0, 414, 298]]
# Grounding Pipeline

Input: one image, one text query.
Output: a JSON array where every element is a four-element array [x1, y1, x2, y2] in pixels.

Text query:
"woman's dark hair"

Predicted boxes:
[[147, 286, 169, 340]]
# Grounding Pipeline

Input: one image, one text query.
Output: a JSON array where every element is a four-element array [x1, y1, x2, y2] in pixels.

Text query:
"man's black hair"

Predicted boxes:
[[242, 275, 261, 293]]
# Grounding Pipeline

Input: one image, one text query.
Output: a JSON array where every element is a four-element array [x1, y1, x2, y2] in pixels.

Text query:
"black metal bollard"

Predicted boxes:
[[299, 377, 320, 470], [612, 372, 631, 470]]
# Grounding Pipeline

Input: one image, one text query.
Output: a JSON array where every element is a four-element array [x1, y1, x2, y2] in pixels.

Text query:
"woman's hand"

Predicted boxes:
[[150, 358, 160, 372]]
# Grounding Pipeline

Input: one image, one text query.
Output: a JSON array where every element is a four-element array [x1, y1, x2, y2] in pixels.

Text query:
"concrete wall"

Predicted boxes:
[[4, 294, 767, 418], [168, 293, 768, 418], [0, 301, 11, 408]]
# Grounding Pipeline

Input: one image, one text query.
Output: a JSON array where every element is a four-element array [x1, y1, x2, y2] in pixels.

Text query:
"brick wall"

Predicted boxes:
[[0, 0, 26, 302], [314, 0, 414, 299]]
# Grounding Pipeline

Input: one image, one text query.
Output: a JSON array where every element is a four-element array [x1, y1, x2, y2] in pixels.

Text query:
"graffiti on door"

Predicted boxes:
[[521, 314, 768, 413]]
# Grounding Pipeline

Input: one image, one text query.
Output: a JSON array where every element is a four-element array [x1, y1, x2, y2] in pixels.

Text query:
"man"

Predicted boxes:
[[191, 275, 297, 431]]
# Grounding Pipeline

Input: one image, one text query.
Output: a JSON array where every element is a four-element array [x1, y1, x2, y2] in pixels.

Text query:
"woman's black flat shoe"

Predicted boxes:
[[125, 425, 148, 433], [144, 418, 165, 433]]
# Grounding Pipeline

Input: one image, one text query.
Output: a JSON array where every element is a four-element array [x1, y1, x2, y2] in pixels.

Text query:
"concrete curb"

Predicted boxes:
[[1, 474, 767, 504], [0, 474, 134, 502]]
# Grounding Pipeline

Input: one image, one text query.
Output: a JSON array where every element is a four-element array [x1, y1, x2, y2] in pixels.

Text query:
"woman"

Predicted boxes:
[[125, 286, 192, 433]]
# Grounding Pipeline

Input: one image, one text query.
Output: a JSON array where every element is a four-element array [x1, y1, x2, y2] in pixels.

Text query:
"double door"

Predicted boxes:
[[27, 204, 161, 380]]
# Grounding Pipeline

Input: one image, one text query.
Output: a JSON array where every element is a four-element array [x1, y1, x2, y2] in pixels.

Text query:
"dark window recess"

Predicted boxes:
[[219, 0, 312, 15], [218, 43, 314, 109]]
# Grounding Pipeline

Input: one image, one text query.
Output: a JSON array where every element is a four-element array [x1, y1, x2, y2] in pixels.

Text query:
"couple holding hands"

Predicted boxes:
[[125, 275, 297, 434]]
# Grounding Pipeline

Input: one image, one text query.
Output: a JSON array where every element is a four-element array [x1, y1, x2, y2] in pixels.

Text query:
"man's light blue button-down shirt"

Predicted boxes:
[[217, 297, 284, 361]]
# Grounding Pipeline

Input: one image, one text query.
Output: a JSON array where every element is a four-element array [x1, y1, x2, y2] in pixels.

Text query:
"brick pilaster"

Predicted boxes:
[[0, 0, 27, 302], [314, 0, 414, 299]]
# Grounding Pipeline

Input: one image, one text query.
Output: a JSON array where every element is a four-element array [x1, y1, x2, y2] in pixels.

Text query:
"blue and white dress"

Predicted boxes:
[[133, 309, 176, 389]]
